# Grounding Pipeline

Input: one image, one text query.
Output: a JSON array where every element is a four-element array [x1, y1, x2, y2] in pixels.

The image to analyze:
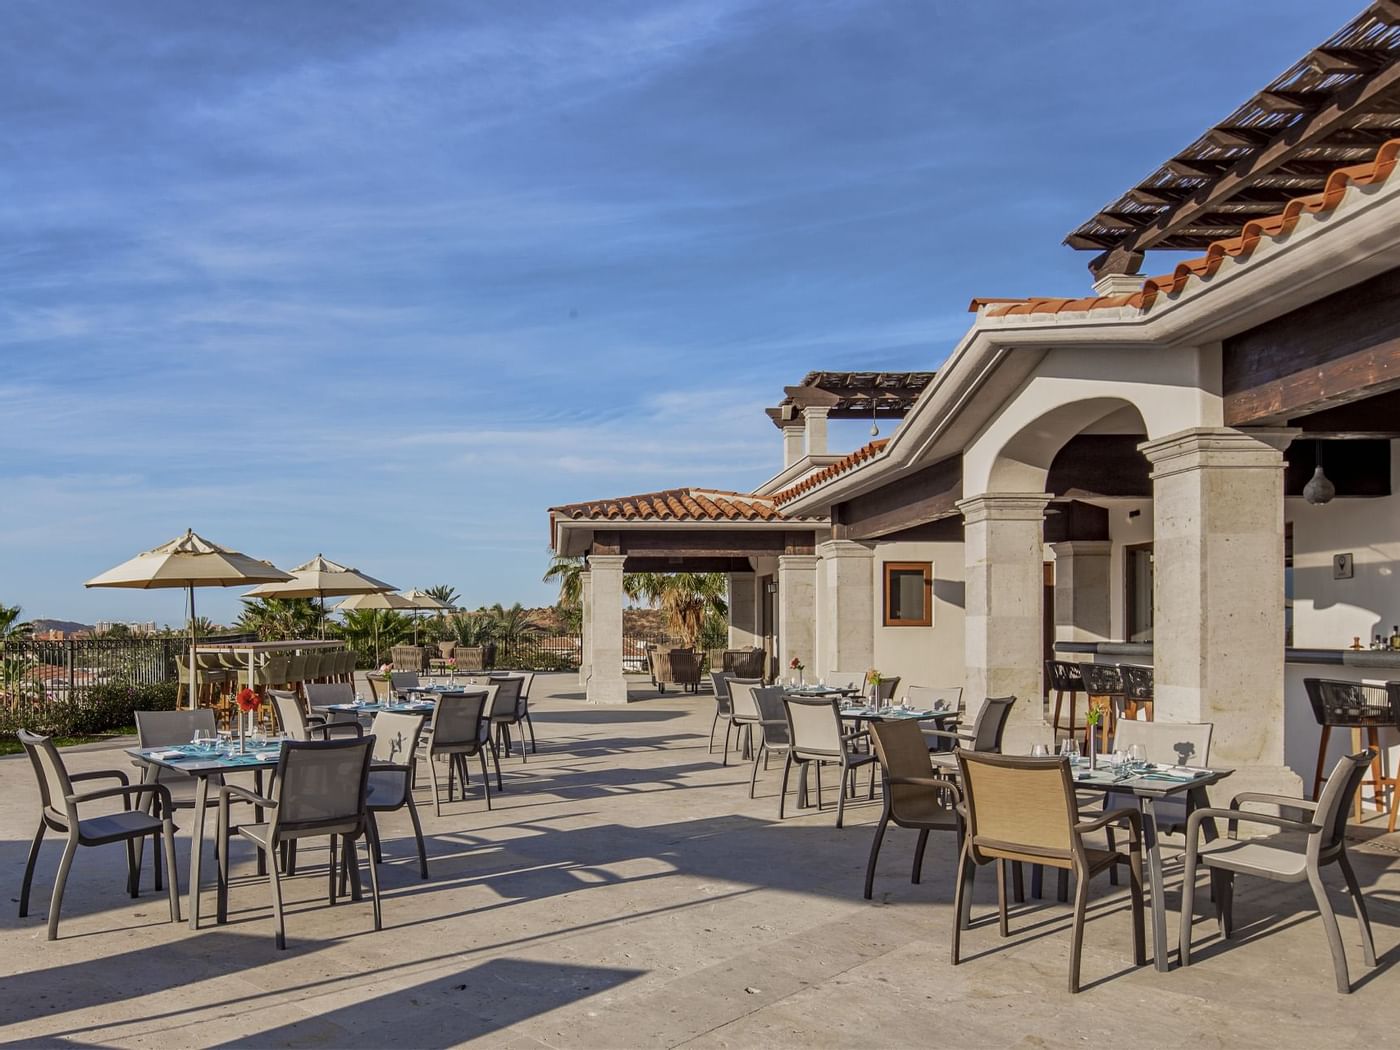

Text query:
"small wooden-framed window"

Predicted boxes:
[[883, 562, 933, 627]]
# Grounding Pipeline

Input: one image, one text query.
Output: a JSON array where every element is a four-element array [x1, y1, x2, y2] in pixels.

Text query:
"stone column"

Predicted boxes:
[[1048, 540, 1112, 645], [585, 554, 629, 704], [727, 572, 758, 649], [578, 568, 592, 689], [816, 539, 874, 677], [804, 406, 829, 456], [958, 493, 1052, 730], [1140, 427, 1300, 797], [782, 422, 805, 468], [777, 554, 818, 674]]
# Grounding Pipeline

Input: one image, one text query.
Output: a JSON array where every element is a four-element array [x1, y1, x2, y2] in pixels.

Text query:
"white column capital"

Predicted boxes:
[[955, 492, 1053, 525], [1047, 539, 1112, 559], [816, 538, 874, 560], [778, 553, 819, 570], [585, 554, 627, 571], [1139, 427, 1298, 478]]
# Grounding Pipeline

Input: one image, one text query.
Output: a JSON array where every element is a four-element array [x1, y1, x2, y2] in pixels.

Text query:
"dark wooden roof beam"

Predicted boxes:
[[1372, 1, 1400, 27], [1308, 48, 1382, 76], [1164, 158, 1226, 179], [1127, 187, 1188, 207], [1205, 127, 1271, 150], [1257, 90, 1321, 114]]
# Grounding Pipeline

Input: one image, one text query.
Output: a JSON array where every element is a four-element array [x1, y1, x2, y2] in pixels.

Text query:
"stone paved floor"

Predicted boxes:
[[3, 674, 1400, 1048]]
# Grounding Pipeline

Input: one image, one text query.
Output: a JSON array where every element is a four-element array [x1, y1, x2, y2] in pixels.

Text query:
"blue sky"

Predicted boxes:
[[1, 0, 1354, 626]]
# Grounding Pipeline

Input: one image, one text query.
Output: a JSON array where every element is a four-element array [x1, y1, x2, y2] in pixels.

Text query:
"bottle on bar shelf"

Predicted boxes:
[[1391, 625, 1400, 651]]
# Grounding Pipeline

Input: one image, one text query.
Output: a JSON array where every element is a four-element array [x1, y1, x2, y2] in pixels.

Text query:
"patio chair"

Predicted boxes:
[[366, 711, 431, 879], [1045, 660, 1085, 739], [725, 648, 766, 679], [269, 689, 363, 742], [17, 730, 180, 940], [1119, 664, 1154, 722], [1179, 750, 1377, 994], [779, 695, 878, 828], [389, 670, 421, 695], [391, 645, 426, 674], [905, 686, 962, 751], [1303, 678, 1392, 820], [925, 695, 1017, 764], [747, 685, 790, 799], [708, 671, 736, 752], [717, 677, 761, 765], [455, 646, 485, 671], [510, 670, 538, 755], [865, 719, 962, 900], [423, 689, 499, 814], [488, 675, 528, 759], [215, 736, 379, 950], [871, 675, 901, 703], [952, 750, 1145, 993]]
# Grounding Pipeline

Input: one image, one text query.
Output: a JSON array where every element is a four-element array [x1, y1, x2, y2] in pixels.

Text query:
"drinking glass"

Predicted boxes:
[[1129, 743, 1148, 770], [1112, 748, 1129, 773], [191, 729, 212, 751], [1061, 739, 1080, 764], [1030, 743, 1050, 757]]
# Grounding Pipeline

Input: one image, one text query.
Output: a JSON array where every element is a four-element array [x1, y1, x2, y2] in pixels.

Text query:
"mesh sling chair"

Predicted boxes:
[[18, 730, 181, 940], [389, 670, 421, 695], [953, 750, 1146, 994], [779, 695, 878, 828], [366, 711, 431, 878], [905, 685, 963, 752], [746, 685, 791, 800], [216, 735, 379, 950], [424, 689, 499, 814], [1180, 750, 1378, 994], [718, 677, 762, 765], [865, 719, 962, 900], [708, 671, 736, 753], [925, 695, 1017, 764], [487, 675, 527, 760], [270, 689, 363, 742]]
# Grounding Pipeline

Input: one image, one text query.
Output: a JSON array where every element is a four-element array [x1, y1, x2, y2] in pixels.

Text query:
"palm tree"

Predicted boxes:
[[0, 603, 33, 642], [333, 608, 410, 666], [625, 573, 728, 650], [542, 554, 585, 608], [425, 584, 460, 608], [237, 598, 326, 641]]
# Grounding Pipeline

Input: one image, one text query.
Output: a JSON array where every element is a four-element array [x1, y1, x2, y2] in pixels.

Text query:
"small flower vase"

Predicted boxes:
[[237, 710, 247, 754], [1087, 725, 1097, 770], [869, 685, 880, 711], [797, 668, 804, 686]]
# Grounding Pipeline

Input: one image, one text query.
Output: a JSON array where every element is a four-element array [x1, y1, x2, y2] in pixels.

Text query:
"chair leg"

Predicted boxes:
[[709, 710, 720, 753], [46, 833, 80, 941], [912, 829, 930, 885], [363, 835, 382, 933], [1313, 726, 1331, 801], [151, 828, 164, 893], [778, 753, 793, 820], [125, 838, 139, 899], [836, 762, 848, 829], [406, 796, 429, 879], [1128, 847, 1146, 966], [815, 762, 824, 811], [1068, 867, 1090, 994], [995, 861, 1009, 937], [268, 846, 287, 950], [1307, 869, 1354, 993], [367, 813, 383, 865], [951, 844, 973, 964], [328, 836, 338, 905], [749, 741, 766, 799], [1210, 870, 1234, 937], [1335, 853, 1377, 968], [525, 713, 537, 753], [864, 812, 889, 900], [1052, 689, 1064, 737], [162, 820, 181, 924], [491, 741, 503, 792], [1179, 849, 1199, 968], [479, 750, 493, 810], [1106, 826, 1119, 885], [19, 820, 46, 918], [430, 752, 443, 817], [722, 721, 732, 767]]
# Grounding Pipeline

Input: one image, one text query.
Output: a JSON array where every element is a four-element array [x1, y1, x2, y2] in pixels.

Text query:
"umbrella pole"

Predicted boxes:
[[188, 585, 198, 712], [320, 591, 326, 640]]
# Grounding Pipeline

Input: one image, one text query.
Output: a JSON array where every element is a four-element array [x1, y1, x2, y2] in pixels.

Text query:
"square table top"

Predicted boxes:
[[926, 752, 1232, 798], [838, 705, 958, 722], [128, 740, 288, 774], [323, 700, 435, 714]]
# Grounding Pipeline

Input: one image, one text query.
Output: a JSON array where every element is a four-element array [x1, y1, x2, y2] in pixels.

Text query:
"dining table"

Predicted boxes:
[[128, 740, 286, 930]]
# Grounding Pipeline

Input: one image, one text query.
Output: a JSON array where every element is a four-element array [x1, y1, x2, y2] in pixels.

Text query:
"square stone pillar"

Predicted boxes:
[[585, 554, 629, 704], [1048, 540, 1112, 645], [727, 572, 758, 648], [1141, 427, 1300, 796], [804, 406, 829, 456], [578, 568, 592, 688], [958, 493, 1052, 730], [816, 539, 874, 677], [782, 422, 805, 468], [777, 554, 818, 673]]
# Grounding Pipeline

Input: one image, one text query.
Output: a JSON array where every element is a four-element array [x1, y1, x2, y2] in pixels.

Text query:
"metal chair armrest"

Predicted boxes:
[[1186, 806, 1318, 842], [67, 782, 173, 813], [217, 783, 276, 809], [68, 769, 131, 786], [888, 776, 963, 802], [1076, 806, 1141, 842], [1231, 791, 1319, 813]]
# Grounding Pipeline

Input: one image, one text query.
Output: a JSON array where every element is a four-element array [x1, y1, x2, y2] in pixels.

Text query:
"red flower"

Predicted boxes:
[[236, 687, 261, 712]]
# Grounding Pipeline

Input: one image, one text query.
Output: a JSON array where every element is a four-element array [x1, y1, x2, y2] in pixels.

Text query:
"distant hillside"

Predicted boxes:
[[30, 619, 92, 635]]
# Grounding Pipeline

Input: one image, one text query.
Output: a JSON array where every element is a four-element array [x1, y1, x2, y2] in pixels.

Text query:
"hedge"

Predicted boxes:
[[0, 681, 180, 741]]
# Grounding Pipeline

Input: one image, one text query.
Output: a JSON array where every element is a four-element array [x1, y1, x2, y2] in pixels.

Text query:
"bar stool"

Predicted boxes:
[[1304, 678, 1393, 822], [1045, 660, 1085, 739], [1079, 663, 1124, 750], [1118, 665, 1154, 723]]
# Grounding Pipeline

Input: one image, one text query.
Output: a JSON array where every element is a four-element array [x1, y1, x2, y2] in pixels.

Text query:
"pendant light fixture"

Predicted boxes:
[[1303, 444, 1336, 505], [869, 395, 880, 438]]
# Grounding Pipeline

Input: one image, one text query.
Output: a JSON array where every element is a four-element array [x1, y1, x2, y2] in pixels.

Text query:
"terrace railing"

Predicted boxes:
[[1, 634, 256, 703]]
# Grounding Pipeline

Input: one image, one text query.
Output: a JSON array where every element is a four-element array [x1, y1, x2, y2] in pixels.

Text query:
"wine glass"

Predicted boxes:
[[1030, 743, 1050, 757], [1129, 743, 1148, 770]]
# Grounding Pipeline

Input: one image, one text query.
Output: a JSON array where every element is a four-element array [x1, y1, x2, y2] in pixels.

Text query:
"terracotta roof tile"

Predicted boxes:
[[550, 488, 786, 524], [973, 138, 1400, 319], [772, 439, 888, 505]]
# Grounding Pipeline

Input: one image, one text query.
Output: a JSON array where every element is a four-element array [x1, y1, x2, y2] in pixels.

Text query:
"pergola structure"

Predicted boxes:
[[1068, 2, 1400, 278]]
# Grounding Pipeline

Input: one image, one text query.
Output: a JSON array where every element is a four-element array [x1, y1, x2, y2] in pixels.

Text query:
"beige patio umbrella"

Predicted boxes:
[[401, 589, 455, 644], [85, 528, 293, 709], [242, 554, 395, 636], [334, 590, 418, 665]]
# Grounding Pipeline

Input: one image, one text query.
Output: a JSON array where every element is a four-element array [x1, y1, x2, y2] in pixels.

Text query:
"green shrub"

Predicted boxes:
[[0, 681, 179, 741]]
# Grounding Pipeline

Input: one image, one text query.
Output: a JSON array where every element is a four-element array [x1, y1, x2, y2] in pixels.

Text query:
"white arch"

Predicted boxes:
[[963, 344, 1223, 495]]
